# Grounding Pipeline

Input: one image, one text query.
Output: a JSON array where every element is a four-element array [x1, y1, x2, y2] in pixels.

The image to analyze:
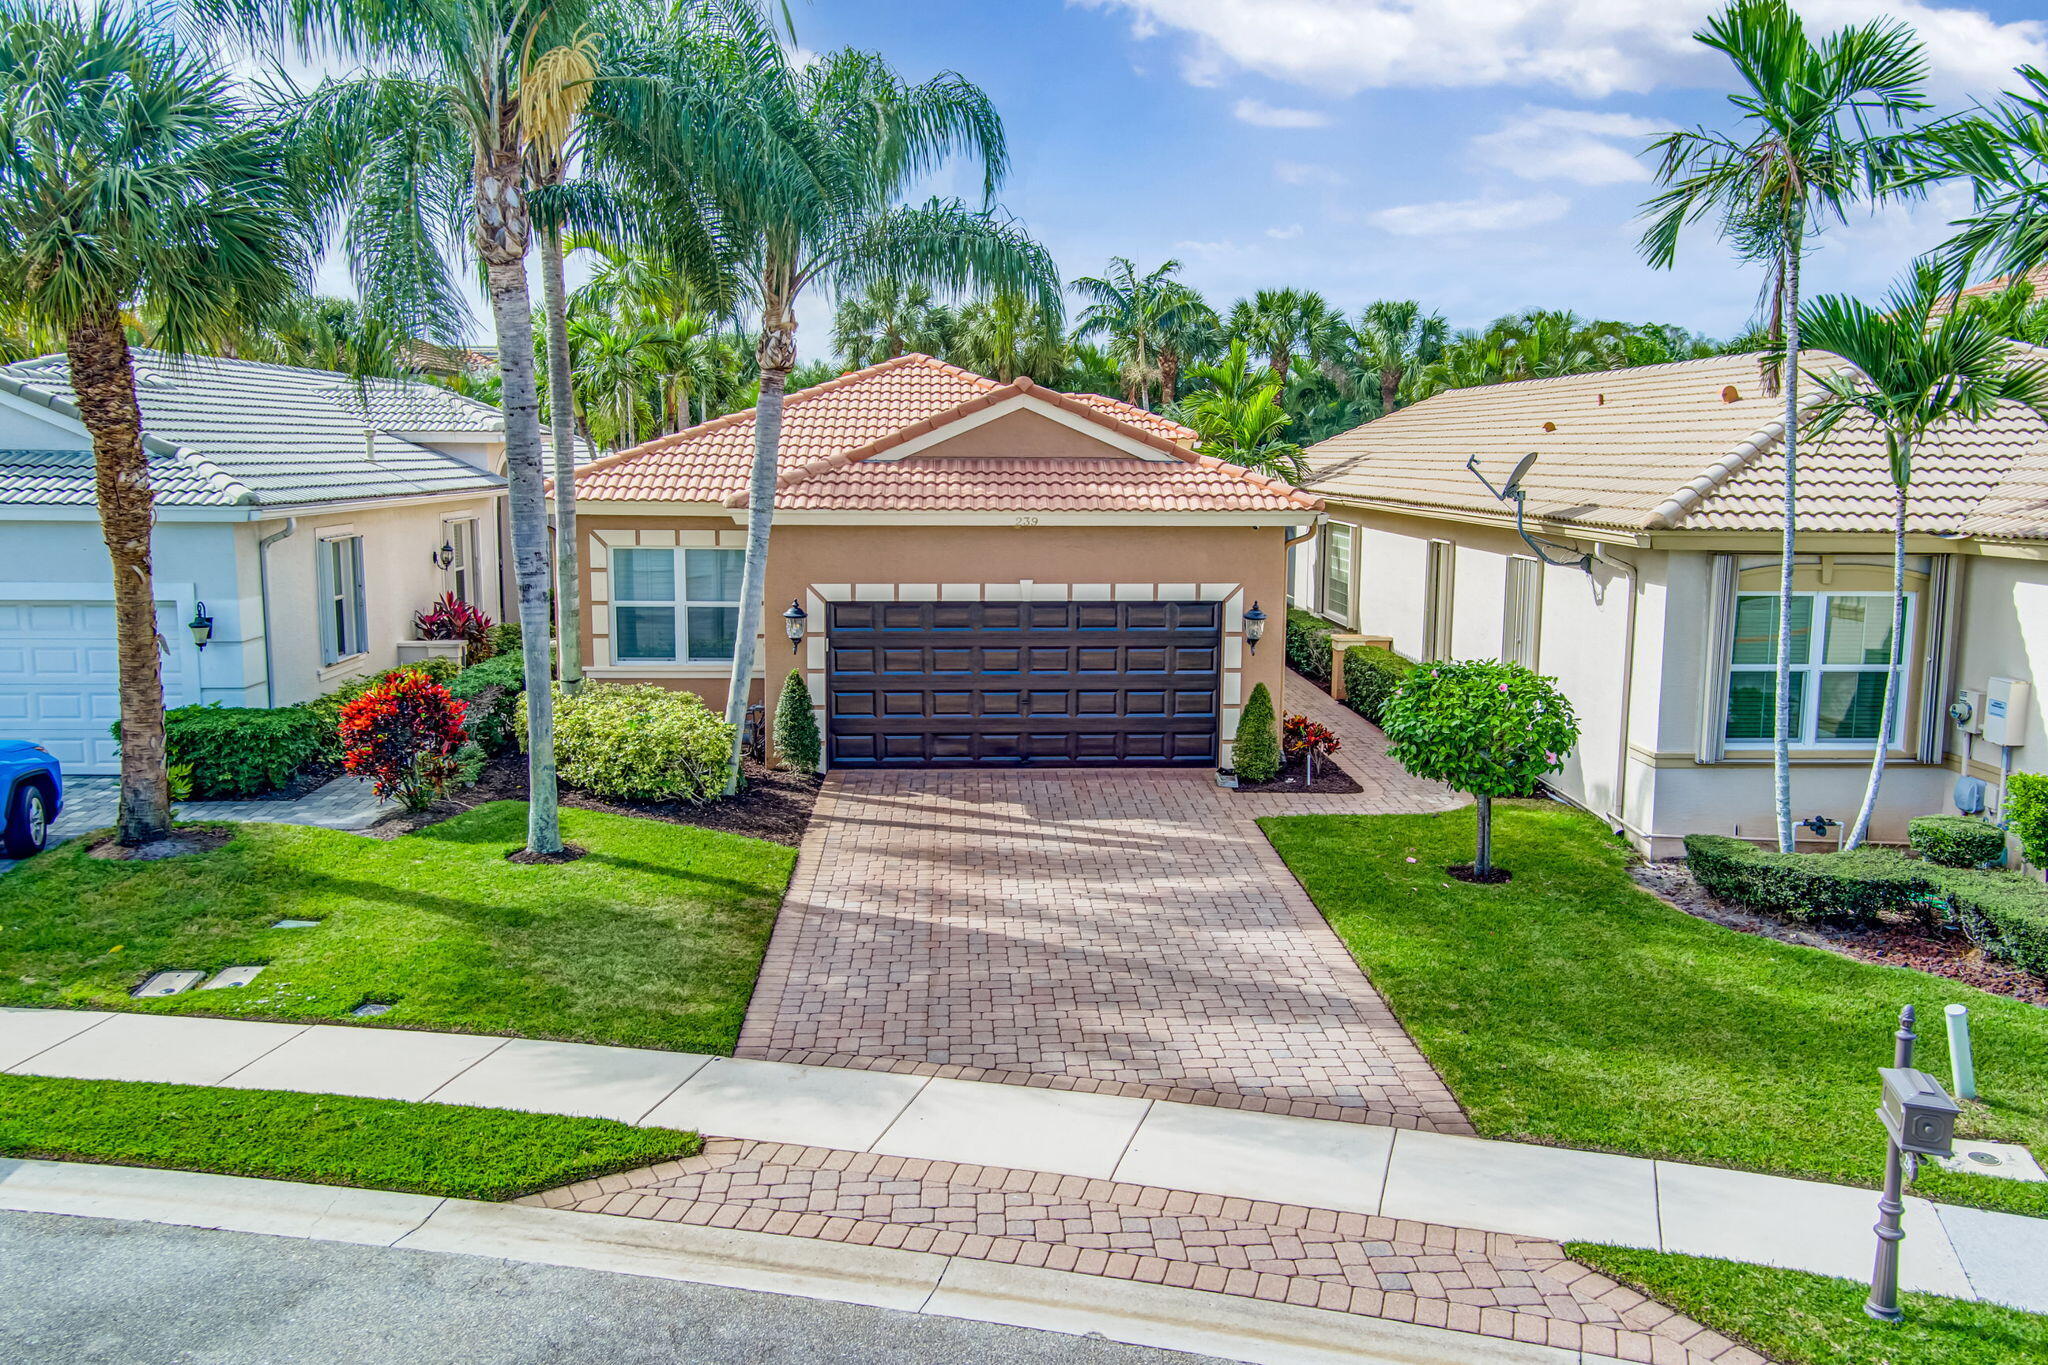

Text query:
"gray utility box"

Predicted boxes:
[[1879, 1068, 1959, 1157]]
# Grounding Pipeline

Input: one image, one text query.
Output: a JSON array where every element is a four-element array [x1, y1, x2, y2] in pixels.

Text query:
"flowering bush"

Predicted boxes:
[[1282, 713, 1342, 782], [414, 592, 496, 664], [339, 670, 470, 811], [1380, 660, 1578, 878]]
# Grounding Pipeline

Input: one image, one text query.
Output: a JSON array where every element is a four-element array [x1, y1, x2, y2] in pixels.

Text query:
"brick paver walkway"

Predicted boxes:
[[529, 1140, 1762, 1365], [739, 679, 1471, 1130]]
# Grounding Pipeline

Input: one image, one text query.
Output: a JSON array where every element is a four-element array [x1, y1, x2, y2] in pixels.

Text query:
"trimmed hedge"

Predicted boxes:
[[448, 652, 527, 753], [1341, 645, 1417, 726], [1233, 682, 1281, 783], [1285, 608, 1336, 684], [2009, 772, 2048, 868], [773, 670, 821, 774], [156, 704, 327, 798], [525, 682, 733, 803], [1909, 815, 2007, 868], [1686, 833, 2048, 978]]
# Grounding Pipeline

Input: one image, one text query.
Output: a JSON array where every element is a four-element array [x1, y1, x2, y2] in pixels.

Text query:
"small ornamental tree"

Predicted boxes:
[[1380, 660, 1579, 880], [339, 670, 469, 811], [1283, 713, 1341, 784], [774, 670, 822, 774], [1233, 682, 1281, 783]]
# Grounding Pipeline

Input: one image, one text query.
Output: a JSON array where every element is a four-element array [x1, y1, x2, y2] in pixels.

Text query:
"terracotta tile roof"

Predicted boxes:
[[1301, 349, 2048, 539], [1930, 263, 2048, 316], [576, 353, 1317, 515]]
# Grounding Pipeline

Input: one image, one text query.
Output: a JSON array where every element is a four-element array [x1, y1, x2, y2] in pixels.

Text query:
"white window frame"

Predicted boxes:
[[441, 516, 481, 605], [1320, 522, 1356, 628], [610, 546, 745, 664], [318, 534, 367, 665], [1724, 589, 1916, 749]]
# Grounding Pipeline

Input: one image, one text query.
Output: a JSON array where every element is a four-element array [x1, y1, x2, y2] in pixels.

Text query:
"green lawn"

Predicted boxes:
[[0, 1074, 697, 1200], [1260, 802, 2048, 1218], [1570, 1244, 2047, 1365], [0, 802, 796, 1054]]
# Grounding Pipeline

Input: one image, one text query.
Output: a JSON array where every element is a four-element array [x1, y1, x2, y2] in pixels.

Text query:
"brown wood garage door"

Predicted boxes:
[[825, 599, 1222, 767]]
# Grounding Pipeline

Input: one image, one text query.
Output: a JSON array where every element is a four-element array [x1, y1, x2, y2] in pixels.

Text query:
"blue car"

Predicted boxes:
[[0, 740, 62, 858]]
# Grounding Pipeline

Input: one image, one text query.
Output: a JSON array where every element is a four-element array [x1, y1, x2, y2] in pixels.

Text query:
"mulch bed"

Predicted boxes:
[[87, 827, 236, 861], [1631, 859, 2048, 1007], [1232, 755, 1363, 795], [366, 753, 822, 847]]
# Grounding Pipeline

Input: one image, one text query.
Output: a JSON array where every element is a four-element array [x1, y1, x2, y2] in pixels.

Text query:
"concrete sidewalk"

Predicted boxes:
[[6, 1006, 2040, 1315]]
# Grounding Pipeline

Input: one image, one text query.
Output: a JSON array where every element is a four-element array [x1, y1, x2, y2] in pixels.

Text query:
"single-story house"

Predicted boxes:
[[1291, 350, 2048, 856], [570, 353, 1318, 769], [0, 351, 514, 773]]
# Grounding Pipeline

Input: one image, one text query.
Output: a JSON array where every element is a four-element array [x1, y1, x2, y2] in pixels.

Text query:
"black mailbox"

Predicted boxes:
[[1879, 1067, 1959, 1158]]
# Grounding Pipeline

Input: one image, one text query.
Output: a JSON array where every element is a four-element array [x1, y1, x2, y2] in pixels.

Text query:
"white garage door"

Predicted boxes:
[[0, 601, 192, 774]]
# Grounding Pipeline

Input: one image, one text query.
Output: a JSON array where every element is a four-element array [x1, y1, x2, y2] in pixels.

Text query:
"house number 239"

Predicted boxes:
[[1014, 516, 1040, 527]]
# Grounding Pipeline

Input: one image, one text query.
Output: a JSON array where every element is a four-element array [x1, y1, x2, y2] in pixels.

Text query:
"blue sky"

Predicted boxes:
[[306, 1, 2048, 346]]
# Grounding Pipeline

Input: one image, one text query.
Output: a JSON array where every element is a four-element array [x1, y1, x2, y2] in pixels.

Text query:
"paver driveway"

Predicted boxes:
[[740, 685, 1471, 1132]]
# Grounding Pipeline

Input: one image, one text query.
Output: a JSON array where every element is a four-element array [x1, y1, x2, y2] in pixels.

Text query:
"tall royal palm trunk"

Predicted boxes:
[[721, 292, 796, 794], [1847, 475, 1910, 849], [1380, 366, 1400, 416], [540, 222, 583, 695], [69, 305, 170, 845], [1160, 347, 1180, 405], [477, 146, 561, 855], [1773, 209, 1803, 853]]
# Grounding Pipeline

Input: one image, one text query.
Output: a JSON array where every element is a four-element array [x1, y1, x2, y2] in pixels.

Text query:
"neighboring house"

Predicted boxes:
[[1292, 351, 2048, 855], [572, 353, 1318, 769], [0, 351, 512, 774]]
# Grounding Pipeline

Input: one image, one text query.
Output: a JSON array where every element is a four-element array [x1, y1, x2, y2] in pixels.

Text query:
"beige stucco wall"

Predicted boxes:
[[580, 512, 1291, 768], [1947, 552, 2048, 808], [259, 493, 503, 706]]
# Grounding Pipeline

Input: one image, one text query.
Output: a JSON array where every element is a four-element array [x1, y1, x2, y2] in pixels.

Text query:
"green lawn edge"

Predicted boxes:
[[0, 801, 797, 1055], [0, 1073, 699, 1201], [1258, 802, 2048, 1219], [1568, 1243, 2047, 1365]]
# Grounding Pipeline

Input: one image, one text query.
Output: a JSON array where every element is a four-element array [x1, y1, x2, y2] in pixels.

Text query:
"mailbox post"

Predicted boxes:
[[1866, 1006, 1960, 1323]]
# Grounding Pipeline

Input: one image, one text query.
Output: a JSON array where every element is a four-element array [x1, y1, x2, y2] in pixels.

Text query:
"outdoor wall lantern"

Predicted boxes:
[[187, 602, 214, 651], [783, 599, 808, 653], [433, 541, 457, 570], [1243, 601, 1268, 653]]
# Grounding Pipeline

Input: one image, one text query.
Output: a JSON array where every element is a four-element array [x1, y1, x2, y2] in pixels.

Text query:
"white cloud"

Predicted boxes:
[[1365, 193, 1571, 236], [1472, 107, 1673, 186], [1232, 97, 1330, 128], [1076, 1, 2048, 99], [1273, 159, 1345, 187], [1266, 223, 1305, 239]]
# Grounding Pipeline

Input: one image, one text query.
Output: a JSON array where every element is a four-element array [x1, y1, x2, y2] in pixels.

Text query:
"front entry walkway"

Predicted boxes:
[[738, 682, 1470, 1131]]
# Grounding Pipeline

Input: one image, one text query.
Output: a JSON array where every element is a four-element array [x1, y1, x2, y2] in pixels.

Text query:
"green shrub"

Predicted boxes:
[[153, 704, 326, 798], [1941, 867, 2048, 979], [1683, 835, 1927, 926], [773, 670, 821, 774], [1233, 682, 1281, 783], [2008, 772, 2048, 868], [1909, 815, 2007, 868], [1341, 645, 1416, 726], [1285, 608, 1336, 684], [524, 682, 734, 803], [448, 652, 528, 753], [484, 621, 522, 658]]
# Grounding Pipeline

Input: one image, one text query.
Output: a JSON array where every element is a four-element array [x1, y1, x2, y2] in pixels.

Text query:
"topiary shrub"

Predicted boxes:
[[139, 704, 327, 798], [1341, 645, 1416, 726], [527, 682, 733, 803], [1380, 660, 1579, 879], [1233, 682, 1281, 783], [774, 670, 821, 774], [338, 671, 470, 811], [1683, 835, 1929, 926], [1942, 867, 2048, 979], [448, 652, 527, 753], [2008, 772, 2048, 868], [1909, 815, 2007, 868], [1285, 608, 1336, 684]]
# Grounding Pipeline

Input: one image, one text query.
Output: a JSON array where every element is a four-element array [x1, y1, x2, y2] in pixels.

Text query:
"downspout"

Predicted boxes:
[[1596, 545, 1638, 836], [257, 517, 298, 707]]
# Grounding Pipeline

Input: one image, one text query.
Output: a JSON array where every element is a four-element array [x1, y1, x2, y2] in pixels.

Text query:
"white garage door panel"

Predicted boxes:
[[0, 600, 190, 774]]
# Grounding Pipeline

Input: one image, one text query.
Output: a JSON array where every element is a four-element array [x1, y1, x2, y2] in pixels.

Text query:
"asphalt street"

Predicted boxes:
[[0, 1210, 1240, 1364]]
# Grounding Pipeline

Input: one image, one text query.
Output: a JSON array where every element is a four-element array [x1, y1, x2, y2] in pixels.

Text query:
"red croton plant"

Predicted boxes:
[[413, 592, 494, 664], [339, 671, 469, 811], [1282, 713, 1342, 783]]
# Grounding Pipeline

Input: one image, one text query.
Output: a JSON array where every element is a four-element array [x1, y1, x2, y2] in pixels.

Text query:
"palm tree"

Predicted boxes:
[[1173, 340, 1305, 480], [1073, 256, 1181, 408], [1638, 0, 1929, 852], [1227, 288, 1347, 386], [831, 278, 952, 366], [1154, 282, 1219, 405], [951, 291, 1065, 383], [1353, 300, 1447, 415], [223, 0, 608, 857], [0, 2, 306, 847], [1798, 266, 2048, 848], [593, 6, 1060, 792], [1927, 67, 2048, 290]]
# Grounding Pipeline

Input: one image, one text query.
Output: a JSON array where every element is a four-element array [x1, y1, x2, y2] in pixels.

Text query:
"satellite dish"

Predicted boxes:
[[1504, 451, 1540, 496]]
